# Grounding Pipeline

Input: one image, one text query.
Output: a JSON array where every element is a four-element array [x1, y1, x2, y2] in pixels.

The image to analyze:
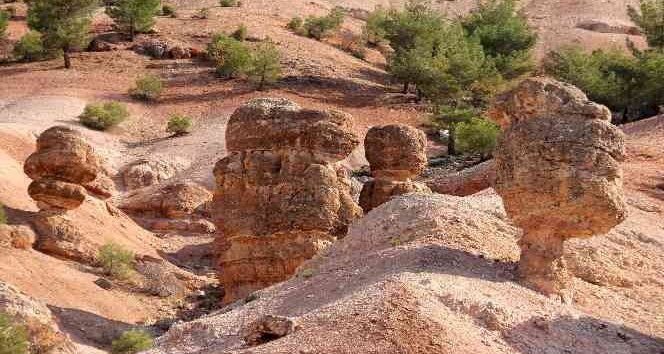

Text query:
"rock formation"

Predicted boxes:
[[425, 160, 496, 196], [490, 77, 627, 293], [359, 124, 431, 212], [212, 98, 363, 303], [24, 126, 100, 210], [0, 282, 76, 354]]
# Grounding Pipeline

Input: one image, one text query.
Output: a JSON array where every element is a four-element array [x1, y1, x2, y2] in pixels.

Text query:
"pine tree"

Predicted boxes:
[[26, 0, 98, 69], [628, 0, 664, 49], [248, 41, 282, 91], [106, 0, 160, 40]]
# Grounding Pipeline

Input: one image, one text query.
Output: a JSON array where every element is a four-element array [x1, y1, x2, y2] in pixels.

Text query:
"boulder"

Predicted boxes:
[[213, 98, 363, 303], [24, 126, 100, 184], [359, 124, 431, 212], [491, 77, 627, 293], [364, 124, 427, 177], [122, 158, 188, 190], [120, 182, 212, 219], [225, 98, 359, 162], [28, 179, 87, 210], [426, 160, 497, 196]]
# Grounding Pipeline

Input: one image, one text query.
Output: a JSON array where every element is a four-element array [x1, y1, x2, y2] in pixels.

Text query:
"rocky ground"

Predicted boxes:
[[0, 0, 662, 353]]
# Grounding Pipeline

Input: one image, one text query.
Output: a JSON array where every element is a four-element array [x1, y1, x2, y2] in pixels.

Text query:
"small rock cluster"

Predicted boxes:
[[212, 98, 363, 303], [491, 77, 627, 293], [24, 126, 100, 210], [359, 124, 431, 212]]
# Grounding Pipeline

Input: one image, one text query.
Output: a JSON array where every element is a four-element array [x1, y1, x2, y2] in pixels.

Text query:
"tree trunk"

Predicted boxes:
[[402, 82, 409, 94], [447, 126, 456, 156], [130, 18, 135, 41], [63, 50, 72, 69], [258, 74, 265, 91]]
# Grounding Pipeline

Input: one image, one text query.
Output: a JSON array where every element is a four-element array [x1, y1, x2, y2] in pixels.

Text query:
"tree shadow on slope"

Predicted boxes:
[[505, 315, 664, 354], [48, 305, 141, 350], [273, 244, 518, 316]]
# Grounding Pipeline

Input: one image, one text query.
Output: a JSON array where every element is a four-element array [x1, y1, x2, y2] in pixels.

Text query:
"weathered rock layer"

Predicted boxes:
[[213, 98, 363, 303]]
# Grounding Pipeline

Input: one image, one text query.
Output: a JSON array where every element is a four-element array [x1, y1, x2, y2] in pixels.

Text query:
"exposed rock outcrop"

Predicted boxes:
[[426, 160, 496, 196], [122, 157, 190, 190], [576, 20, 640, 35], [0, 282, 76, 354], [491, 77, 627, 294], [120, 182, 215, 234], [213, 98, 362, 303], [24, 126, 100, 210], [359, 124, 431, 212]]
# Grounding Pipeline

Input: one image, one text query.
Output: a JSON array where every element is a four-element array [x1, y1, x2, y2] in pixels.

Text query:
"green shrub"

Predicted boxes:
[[455, 117, 500, 160], [106, 0, 161, 40], [363, 6, 388, 45], [0, 313, 29, 354], [13, 31, 47, 62], [247, 40, 281, 90], [98, 242, 135, 279], [287, 16, 303, 31], [166, 114, 192, 135], [130, 74, 163, 101], [111, 330, 153, 354], [207, 34, 252, 78], [0, 11, 8, 40], [231, 24, 248, 41], [629, 0, 664, 49], [79, 102, 129, 131], [0, 202, 6, 225], [196, 7, 209, 19], [302, 8, 345, 40], [161, 4, 176, 17], [219, 0, 239, 7]]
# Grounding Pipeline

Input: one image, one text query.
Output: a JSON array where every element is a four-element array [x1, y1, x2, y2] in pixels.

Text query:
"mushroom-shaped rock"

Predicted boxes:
[[213, 98, 363, 303], [24, 126, 100, 184], [359, 124, 431, 212], [491, 77, 627, 294], [24, 126, 101, 210]]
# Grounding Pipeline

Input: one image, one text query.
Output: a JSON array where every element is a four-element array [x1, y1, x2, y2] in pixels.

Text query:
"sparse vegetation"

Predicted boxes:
[[13, 31, 47, 62], [219, 0, 239, 7], [0, 313, 29, 354], [231, 24, 248, 41], [628, 0, 664, 49], [545, 1, 664, 123], [247, 40, 282, 90], [455, 117, 500, 160], [287, 16, 303, 31], [301, 8, 345, 40], [0, 10, 8, 40], [98, 242, 135, 279], [339, 29, 367, 60], [207, 33, 252, 78], [79, 102, 129, 131], [166, 114, 193, 136], [161, 4, 176, 18], [130, 74, 163, 101], [196, 7, 209, 19], [26, 0, 98, 69], [106, 0, 161, 40], [111, 330, 153, 354]]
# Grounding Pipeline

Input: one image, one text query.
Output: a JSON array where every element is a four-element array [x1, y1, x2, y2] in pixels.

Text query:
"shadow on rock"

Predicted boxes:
[[505, 315, 664, 354]]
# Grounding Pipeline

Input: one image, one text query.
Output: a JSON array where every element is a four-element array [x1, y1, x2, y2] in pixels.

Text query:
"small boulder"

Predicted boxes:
[[244, 315, 297, 346]]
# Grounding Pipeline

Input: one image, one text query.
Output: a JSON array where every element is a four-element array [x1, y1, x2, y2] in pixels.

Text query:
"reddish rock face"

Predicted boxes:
[[213, 98, 363, 303], [491, 77, 627, 294], [359, 124, 431, 212], [24, 126, 100, 185], [28, 179, 87, 210], [24, 126, 101, 211]]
